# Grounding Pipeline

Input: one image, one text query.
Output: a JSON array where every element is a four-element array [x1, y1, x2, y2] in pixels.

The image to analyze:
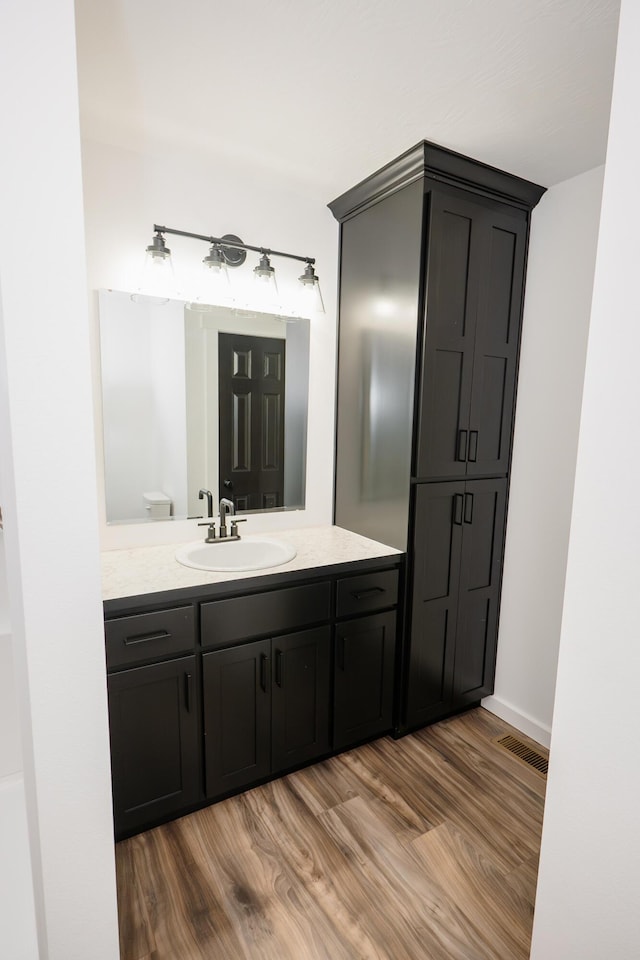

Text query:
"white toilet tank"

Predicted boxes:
[[142, 491, 172, 520]]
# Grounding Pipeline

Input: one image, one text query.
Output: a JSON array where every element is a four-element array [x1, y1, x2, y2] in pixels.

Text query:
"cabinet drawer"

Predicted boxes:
[[201, 582, 331, 650], [105, 606, 195, 670], [336, 568, 399, 619]]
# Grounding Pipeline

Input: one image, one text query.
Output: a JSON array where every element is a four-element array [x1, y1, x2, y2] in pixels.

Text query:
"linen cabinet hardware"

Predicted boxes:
[[468, 431, 478, 462], [275, 649, 284, 687], [453, 493, 464, 525], [464, 493, 474, 524], [184, 672, 193, 712], [124, 630, 170, 646], [457, 429, 468, 462], [350, 587, 385, 600], [260, 653, 269, 691]]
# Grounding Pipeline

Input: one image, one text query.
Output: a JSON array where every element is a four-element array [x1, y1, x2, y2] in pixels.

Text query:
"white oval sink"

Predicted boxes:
[[175, 537, 297, 572]]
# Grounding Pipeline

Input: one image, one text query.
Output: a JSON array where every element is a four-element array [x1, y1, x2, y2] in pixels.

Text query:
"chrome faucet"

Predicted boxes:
[[198, 488, 214, 518], [218, 497, 235, 537], [197, 497, 246, 542]]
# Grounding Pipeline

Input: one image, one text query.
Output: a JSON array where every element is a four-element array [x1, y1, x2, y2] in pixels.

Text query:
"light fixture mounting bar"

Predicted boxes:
[[153, 224, 315, 265]]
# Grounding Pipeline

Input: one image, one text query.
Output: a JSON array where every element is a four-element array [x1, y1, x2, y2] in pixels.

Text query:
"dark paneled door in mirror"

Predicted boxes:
[[218, 333, 285, 511]]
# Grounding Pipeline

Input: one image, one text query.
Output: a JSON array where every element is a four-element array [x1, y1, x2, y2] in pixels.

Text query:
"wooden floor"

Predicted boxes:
[[116, 708, 547, 960]]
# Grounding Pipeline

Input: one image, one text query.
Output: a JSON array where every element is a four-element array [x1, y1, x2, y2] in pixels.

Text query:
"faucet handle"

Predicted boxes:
[[197, 519, 217, 543]]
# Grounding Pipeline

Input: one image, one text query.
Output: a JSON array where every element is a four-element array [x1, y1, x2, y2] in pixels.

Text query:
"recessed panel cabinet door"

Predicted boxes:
[[271, 627, 331, 771], [108, 655, 199, 837], [467, 210, 527, 477], [416, 192, 527, 481], [405, 483, 463, 727], [453, 478, 507, 707], [203, 639, 271, 798], [334, 610, 396, 749], [416, 190, 484, 480]]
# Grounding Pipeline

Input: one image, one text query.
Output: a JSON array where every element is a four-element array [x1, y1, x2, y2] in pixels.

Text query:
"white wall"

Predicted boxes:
[[531, 1, 640, 955], [0, 2, 119, 958], [82, 137, 338, 549], [483, 165, 604, 747]]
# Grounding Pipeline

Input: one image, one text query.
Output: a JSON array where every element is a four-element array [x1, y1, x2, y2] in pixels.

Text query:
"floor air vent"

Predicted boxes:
[[495, 735, 548, 776]]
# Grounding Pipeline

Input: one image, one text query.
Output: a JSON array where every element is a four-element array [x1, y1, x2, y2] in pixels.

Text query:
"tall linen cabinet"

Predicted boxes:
[[329, 142, 545, 732]]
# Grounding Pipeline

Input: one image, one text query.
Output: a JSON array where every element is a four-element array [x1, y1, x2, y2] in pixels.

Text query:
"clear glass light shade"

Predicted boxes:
[[132, 235, 177, 303], [298, 263, 325, 316], [253, 253, 280, 310], [195, 245, 232, 308]]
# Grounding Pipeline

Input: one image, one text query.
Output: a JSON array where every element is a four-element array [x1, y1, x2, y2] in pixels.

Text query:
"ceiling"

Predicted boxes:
[[75, 0, 620, 199]]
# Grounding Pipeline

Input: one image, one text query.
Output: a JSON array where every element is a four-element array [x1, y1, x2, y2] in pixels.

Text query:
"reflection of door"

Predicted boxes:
[[218, 333, 285, 511]]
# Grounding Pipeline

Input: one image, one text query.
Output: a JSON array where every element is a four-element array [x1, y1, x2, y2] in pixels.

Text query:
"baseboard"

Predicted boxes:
[[481, 695, 552, 749]]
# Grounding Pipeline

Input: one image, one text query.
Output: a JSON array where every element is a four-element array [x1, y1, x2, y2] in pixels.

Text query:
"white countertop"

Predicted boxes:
[[101, 525, 402, 602]]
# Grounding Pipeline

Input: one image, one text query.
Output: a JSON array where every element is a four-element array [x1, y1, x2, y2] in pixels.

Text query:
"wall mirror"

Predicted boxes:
[[98, 290, 310, 524]]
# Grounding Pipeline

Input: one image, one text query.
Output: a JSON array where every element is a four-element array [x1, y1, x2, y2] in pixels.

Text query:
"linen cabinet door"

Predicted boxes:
[[453, 478, 507, 708], [405, 482, 464, 727], [108, 655, 199, 838], [466, 207, 527, 477], [203, 639, 271, 798], [271, 627, 331, 772], [415, 189, 485, 480]]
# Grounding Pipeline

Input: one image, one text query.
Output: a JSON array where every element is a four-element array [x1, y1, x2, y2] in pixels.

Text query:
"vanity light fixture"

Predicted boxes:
[[140, 224, 324, 314]]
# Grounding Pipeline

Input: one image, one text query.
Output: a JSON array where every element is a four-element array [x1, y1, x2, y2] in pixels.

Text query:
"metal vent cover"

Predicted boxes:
[[495, 734, 548, 776]]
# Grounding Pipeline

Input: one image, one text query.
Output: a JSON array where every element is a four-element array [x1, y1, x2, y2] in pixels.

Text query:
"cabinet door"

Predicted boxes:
[[334, 610, 396, 750], [405, 483, 463, 727], [108, 655, 199, 837], [415, 189, 484, 479], [203, 639, 271, 798], [453, 478, 507, 707], [466, 208, 527, 477], [271, 627, 331, 771]]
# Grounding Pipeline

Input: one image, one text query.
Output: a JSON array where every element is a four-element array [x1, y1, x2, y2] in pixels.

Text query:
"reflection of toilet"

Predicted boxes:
[[142, 491, 172, 520]]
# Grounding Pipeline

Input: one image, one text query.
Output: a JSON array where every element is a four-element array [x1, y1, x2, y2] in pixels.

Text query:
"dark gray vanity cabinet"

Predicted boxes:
[[202, 626, 331, 798], [334, 611, 396, 749], [105, 557, 401, 839], [105, 608, 200, 836], [329, 141, 545, 733], [333, 568, 399, 748]]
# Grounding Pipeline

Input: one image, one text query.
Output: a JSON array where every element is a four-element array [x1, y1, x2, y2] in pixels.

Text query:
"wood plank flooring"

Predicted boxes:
[[115, 708, 547, 960]]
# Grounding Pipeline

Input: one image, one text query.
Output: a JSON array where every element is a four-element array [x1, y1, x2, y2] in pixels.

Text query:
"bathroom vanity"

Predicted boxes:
[[102, 527, 403, 839]]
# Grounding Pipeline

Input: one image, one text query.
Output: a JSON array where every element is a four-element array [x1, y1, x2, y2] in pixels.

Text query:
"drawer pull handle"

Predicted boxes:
[[275, 649, 284, 687], [350, 587, 385, 601], [469, 430, 478, 462], [260, 653, 269, 692], [453, 493, 464, 525], [123, 630, 171, 646], [184, 673, 193, 712]]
